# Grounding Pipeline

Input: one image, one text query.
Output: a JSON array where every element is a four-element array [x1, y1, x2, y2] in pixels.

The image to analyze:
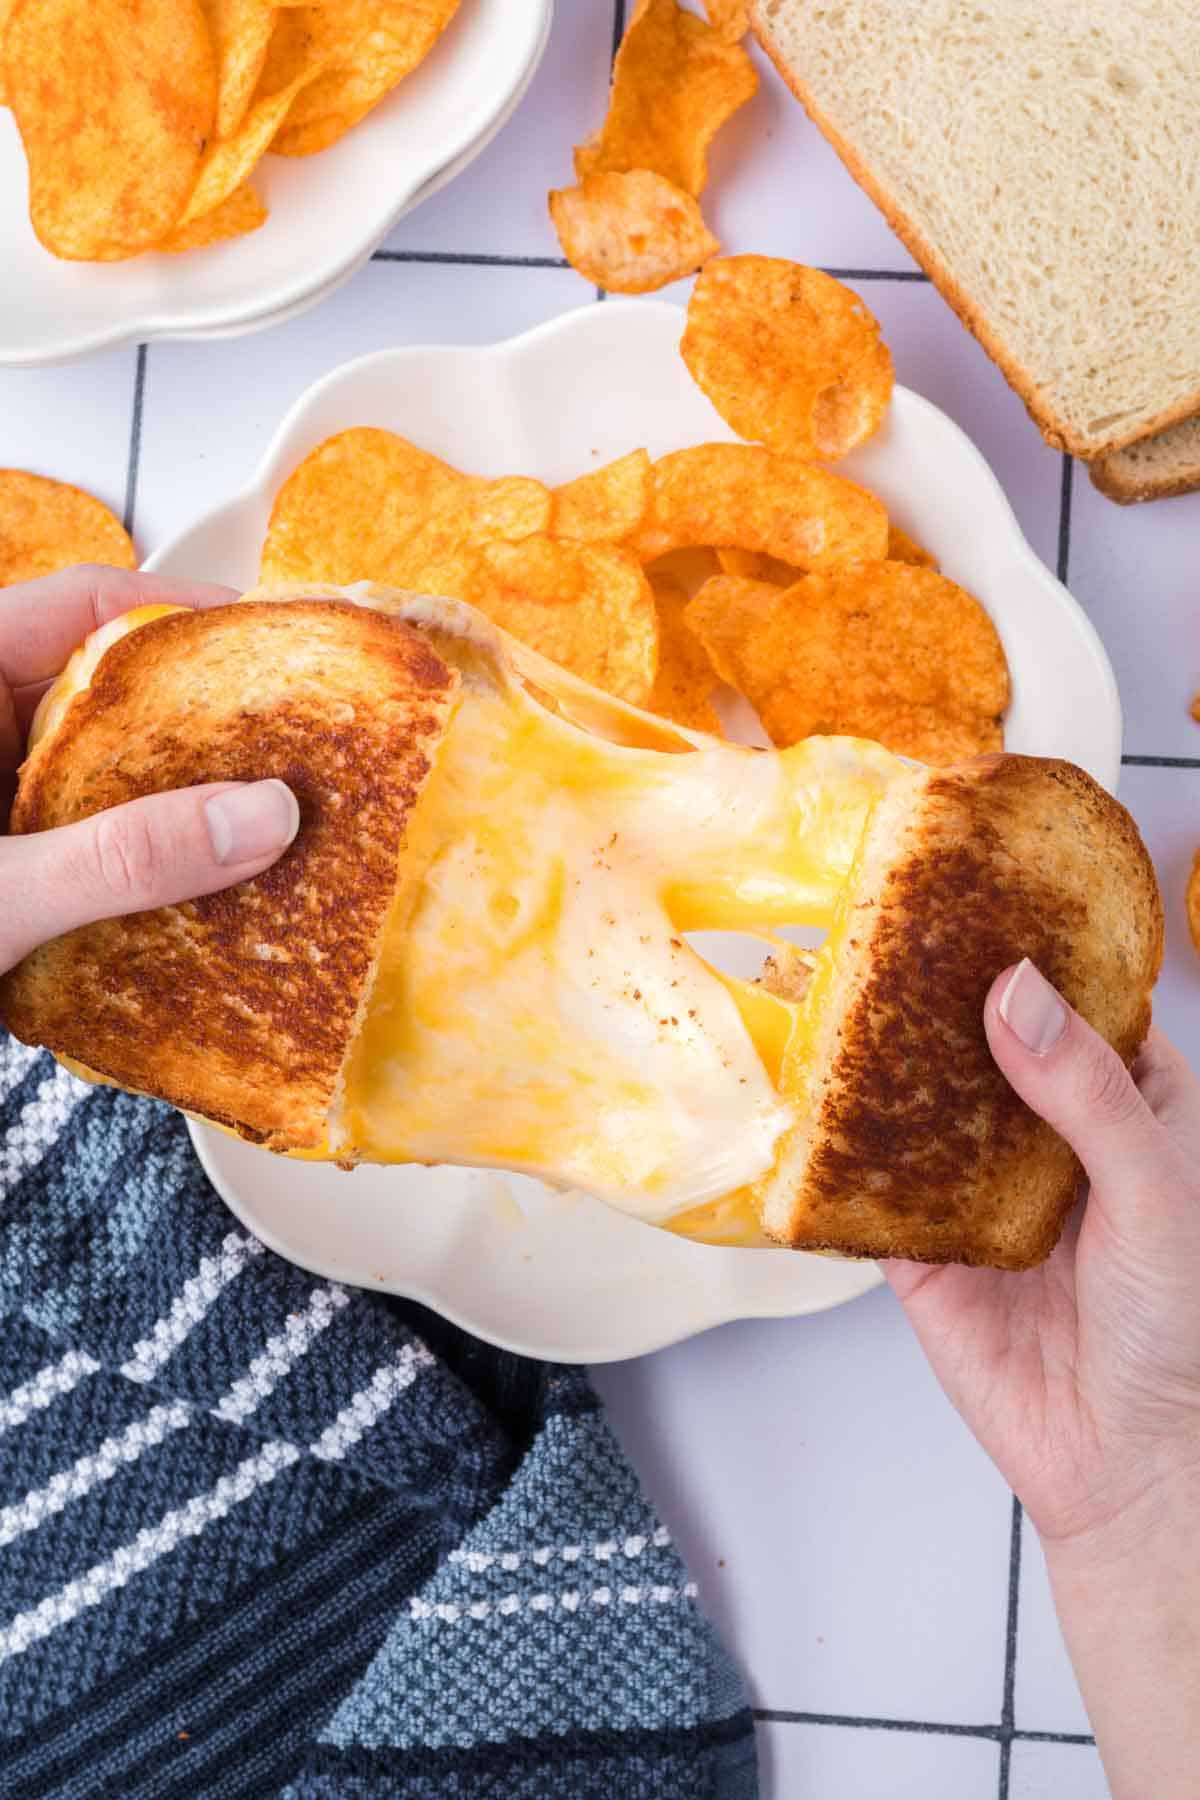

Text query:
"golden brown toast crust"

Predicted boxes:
[[0, 601, 459, 1151], [764, 757, 1163, 1268]]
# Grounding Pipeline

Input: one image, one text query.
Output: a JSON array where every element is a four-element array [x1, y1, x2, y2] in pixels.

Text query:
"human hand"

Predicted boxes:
[[0, 565, 300, 976], [889, 959, 1200, 1798], [887, 957, 1200, 1553]]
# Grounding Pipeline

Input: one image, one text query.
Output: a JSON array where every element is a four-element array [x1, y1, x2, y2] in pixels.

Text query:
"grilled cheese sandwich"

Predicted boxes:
[[3, 587, 1163, 1268]]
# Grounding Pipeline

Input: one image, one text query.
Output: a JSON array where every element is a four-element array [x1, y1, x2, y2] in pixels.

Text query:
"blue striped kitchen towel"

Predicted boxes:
[[0, 1037, 757, 1798]]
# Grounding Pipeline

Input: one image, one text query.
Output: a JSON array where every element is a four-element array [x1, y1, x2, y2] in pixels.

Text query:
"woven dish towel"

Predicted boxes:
[[0, 1036, 757, 1798]]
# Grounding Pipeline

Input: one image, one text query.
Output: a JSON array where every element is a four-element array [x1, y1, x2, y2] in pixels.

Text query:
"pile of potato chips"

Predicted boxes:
[[0, 471, 135, 587], [550, 0, 756, 292], [260, 257, 1011, 765], [0, 0, 461, 260]]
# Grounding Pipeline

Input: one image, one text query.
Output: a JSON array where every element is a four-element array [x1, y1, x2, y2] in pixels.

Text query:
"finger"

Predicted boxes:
[[0, 565, 237, 688], [0, 780, 299, 972], [985, 959, 1169, 1196]]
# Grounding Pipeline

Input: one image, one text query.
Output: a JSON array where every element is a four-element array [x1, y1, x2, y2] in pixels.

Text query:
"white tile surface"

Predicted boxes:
[[1009, 1739, 1110, 1799], [383, 0, 614, 260], [1069, 473, 1200, 763], [0, 345, 138, 547], [0, 5, 1196, 1796], [594, 1286, 1013, 1723], [757, 1720, 999, 1800]]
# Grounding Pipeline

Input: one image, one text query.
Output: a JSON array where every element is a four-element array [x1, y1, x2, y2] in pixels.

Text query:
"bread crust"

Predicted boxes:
[[749, 2, 1200, 461], [0, 601, 459, 1152], [761, 757, 1163, 1268], [1089, 443, 1200, 504]]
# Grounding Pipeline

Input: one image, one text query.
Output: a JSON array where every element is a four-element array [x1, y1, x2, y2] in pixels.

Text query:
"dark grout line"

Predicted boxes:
[[1056, 453, 1074, 585], [122, 344, 148, 543], [1122, 754, 1200, 768], [1017, 1730, 1097, 1746], [822, 267, 930, 282], [754, 1710, 1004, 1739], [753, 1710, 1096, 1749], [998, 1494, 1023, 1798], [611, 0, 627, 63], [370, 250, 571, 269]]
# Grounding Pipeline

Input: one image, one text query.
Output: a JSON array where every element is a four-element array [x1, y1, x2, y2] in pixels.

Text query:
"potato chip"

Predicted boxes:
[[575, 0, 756, 198], [260, 428, 468, 585], [553, 450, 651, 543], [0, 0, 14, 104], [681, 258, 894, 459], [685, 563, 1009, 763], [703, 0, 750, 39], [715, 546, 800, 585], [204, 0, 277, 140], [159, 182, 267, 252], [413, 537, 657, 705], [177, 60, 318, 225], [1188, 852, 1200, 960], [265, 0, 462, 158], [887, 525, 938, 570], [5, 0, 215, 260], [550, 172, 719, 296], [646, 571, 722, 734], [631, 444, 888, 567], [387, 477, 552, 588], [0, 470, 136, 587]]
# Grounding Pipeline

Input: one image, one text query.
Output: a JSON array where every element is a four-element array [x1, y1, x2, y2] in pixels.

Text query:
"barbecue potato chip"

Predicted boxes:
[[461, 536, 659, 705], [646, 570, 722, 734], [0, 471, 136, 586], [553, 450, 651, 543], [550, 172, 719, 295], [715, 546, 800, 585], [260, 428, 467, 584], [887, 525, 938, 570], [160, 182, 267, 252], [204, 0, 277, 140], [575, 0, 756, 198], [632, 444, 888, 567], [267, 0, 462, 158], [177, 61, 318, 226], [5, 0, 215, 260], [1189, 852, 1200, 961], [386, 477, 552, 588], [0, 0, 14, 104], [681, 258, 894, 460], [685, 563, 1009, 763], [703, 0, 749, 38]]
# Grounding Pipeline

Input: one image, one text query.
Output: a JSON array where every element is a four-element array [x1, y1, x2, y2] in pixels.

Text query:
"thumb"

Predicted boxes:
[[985, 958, 1165, 1196], [0, 779, 300, 971]]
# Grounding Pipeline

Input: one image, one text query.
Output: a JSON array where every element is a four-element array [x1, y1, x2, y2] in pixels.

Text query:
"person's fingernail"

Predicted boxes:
[[998, 957, 1068, 1055], [205, 781, 300, 866]]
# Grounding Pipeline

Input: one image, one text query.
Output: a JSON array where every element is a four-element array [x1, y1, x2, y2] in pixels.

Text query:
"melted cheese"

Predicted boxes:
[[37, 594, 908, 1242]]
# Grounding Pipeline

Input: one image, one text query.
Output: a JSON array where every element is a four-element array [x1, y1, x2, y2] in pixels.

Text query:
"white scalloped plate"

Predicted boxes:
[[147, 300, 1122, 1362], [0, 0, 552, 365]]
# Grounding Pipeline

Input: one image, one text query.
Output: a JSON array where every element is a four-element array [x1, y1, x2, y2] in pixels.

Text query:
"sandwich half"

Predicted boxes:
[[0, 587, 1162, 1268]]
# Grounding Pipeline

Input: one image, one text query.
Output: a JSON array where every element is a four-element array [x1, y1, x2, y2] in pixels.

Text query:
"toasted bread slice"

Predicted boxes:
[[757, 757, 1163, 1268], [750, 0, 1200, 459], [0, 600, 459, 1152], [1091, 415, 1200, 504]]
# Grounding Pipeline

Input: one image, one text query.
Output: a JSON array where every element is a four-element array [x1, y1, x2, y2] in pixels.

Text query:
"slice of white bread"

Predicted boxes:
[[750, 0, 1200, 459], [757, 757, 1163, 1268], [1091, 414, 1200, 503]]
